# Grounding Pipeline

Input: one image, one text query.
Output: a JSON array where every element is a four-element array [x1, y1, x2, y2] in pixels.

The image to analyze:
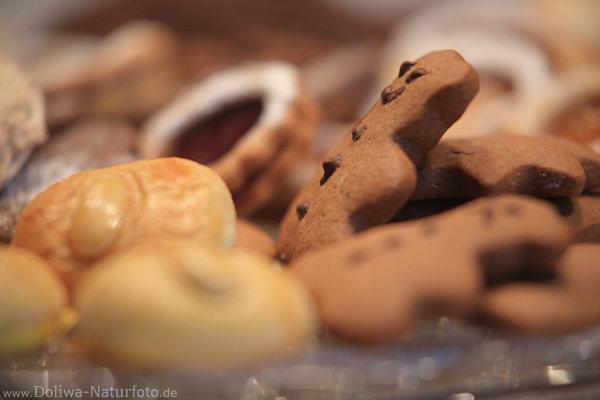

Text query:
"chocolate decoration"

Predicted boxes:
[[352, 124, 367, 142], [406, 68, 428, 84], [320, 153, 343, 185], [380, 86, 405, 105], [296, 201, 310, 220], [398, 61, 416, 78]]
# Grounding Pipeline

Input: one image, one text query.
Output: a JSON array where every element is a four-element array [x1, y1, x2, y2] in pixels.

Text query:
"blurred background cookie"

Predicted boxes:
[[375, 0, 600, 140], [0, 54, 46, 189], [4, 21, 182, 129]]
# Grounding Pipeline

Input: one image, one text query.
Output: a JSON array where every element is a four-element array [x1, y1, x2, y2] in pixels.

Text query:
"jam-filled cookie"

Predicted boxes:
[[140, 61, 321, 215]]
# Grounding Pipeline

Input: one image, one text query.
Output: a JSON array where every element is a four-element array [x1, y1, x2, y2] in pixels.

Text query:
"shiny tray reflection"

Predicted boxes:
[[3, 318, 600, 400]]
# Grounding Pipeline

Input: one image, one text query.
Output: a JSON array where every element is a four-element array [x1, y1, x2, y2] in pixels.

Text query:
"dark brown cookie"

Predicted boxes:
[[289, 195, 569, 344], [480, 243, 600, 334], [413, 135, 600, 200], [278, 50, 479, 262]]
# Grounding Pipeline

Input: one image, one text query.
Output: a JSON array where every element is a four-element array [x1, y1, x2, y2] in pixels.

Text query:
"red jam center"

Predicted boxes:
[[174, 98, 263, 164]]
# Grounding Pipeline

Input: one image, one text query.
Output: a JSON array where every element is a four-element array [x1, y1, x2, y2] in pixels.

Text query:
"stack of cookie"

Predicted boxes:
[[278, 50, 600, 344], [2, 45, 600, 375]]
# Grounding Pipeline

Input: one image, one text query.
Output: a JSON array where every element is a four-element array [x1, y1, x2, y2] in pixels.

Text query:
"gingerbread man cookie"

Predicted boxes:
[[278, 50, 479, 262], [289, 195, 570, 344], [413, 135, 600, 200]]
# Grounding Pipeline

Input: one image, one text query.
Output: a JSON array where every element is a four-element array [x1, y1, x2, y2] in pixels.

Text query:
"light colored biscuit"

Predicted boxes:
[[0, 246, 75, 354], [12, 158, 236, 287], [74, 240, 317, 370], [290, 195, 569, 344], [278, 50, 479, 262]]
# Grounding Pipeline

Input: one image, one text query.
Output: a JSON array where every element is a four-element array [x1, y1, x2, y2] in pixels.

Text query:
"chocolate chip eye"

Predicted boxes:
[[352, 124, 367, 142], [398, 61, 416, 78], [405, 68, 428, 84], [382, 235, 402, 249], [346, 249, 368, 267], [505, 203, 521, 216], [479, 207, 494, 224], [296, 201, 310, 220], [421, 220, 436, 236], [381, 86, 405, 105], [320, 153, 343, 185]]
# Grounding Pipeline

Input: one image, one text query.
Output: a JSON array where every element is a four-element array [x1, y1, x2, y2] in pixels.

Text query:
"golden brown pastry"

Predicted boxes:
[[74, 240, 317, 371], [0, 246, 75, 355], [12, 157, 236, 287], [0, 117, 138, 243]]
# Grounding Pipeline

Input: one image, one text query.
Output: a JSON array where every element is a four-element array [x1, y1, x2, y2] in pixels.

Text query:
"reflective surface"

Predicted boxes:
[[3, 319, 600, 399]]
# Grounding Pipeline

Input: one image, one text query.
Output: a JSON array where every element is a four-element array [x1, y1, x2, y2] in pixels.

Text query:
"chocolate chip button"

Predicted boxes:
[[320, 153, 343, 185]]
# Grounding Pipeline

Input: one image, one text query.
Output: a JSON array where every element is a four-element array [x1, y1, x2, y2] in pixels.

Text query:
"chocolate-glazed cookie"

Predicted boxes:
[[278, 50, 479, 262], [289, 195, 570, 344]]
